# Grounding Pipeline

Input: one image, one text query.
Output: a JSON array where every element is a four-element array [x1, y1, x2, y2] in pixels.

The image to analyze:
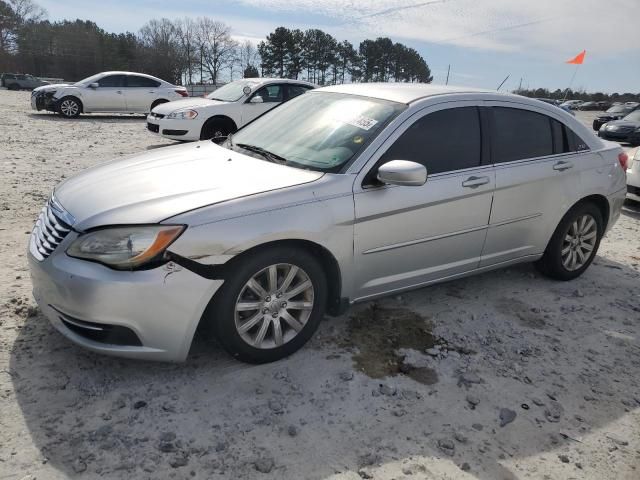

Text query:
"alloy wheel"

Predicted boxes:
[[234, 263, 314, 349], [60, 99, 79, 117], [561, 213, 598, 271]]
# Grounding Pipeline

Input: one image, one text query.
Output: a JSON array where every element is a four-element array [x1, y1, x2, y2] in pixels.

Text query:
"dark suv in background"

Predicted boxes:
[[1, 73, 49, 90], [593, 104, 640, 131]]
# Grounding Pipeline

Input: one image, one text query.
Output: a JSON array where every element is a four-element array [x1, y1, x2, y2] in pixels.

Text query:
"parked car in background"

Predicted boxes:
[[146, 78, 315, 141], [578, 101, 600, 111], [28, 84, 627, 363], [560, 100, 583, 110], [626, 148, 640, 202], [598, 109, 640, 145], [31, 71, 188, 118], [534, 98, 560, 105], [596, 101, 611, 110], [1, 73, 49, 90], [593, 104, 640, 131]]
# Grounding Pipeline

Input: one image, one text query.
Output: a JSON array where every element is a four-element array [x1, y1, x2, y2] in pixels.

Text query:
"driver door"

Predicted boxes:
[[241, 84, 284, 125], [352, 104, 495, 300]]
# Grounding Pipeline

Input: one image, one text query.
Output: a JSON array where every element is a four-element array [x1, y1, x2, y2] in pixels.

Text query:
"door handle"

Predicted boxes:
[[553, 161, 574, 171], [462, 176, 490, 188], [116, 90, 122, 94]]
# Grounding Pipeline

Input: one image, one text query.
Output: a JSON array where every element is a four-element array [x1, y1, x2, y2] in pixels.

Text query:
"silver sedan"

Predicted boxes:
[[29, 84, 628, 363]]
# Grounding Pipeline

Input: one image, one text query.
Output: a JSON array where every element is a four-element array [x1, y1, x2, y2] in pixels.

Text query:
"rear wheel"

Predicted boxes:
[[209, 247, 327, 363], [58, 97, 81, 118], [535, 202, 603, 280], [150, 99, 168, 111], [7, 83, 19, 91]]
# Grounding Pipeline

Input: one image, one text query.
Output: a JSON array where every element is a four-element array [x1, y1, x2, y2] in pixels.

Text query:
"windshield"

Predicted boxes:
[[206, 80, 259, 102], [226, 92, 406, 172], [74, 73, 104, 86], [623, 110, 640, 122]]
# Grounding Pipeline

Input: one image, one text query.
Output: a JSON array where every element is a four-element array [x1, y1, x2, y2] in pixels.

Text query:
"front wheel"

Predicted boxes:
[[58, 97, 81, 118], [535, 202, 603, 280], [209, 247, 327, 363]]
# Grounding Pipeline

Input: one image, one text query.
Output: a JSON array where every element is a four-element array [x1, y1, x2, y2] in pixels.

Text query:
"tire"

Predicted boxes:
[[57, 97, 81, 118], [7, 83, 19, 91], [200, 117, 235, 142], [535, 202, 603, 281], [208, 246, 327, 363], [150, 99, 168, 111]]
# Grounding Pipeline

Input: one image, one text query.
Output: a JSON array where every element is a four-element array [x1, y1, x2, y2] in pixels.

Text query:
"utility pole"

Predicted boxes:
[[445, 64, 450, 85], [518, 77, 523, 92]]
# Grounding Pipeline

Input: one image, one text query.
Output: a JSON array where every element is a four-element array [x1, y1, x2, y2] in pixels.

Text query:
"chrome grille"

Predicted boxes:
[[30, 197, 73, 261]]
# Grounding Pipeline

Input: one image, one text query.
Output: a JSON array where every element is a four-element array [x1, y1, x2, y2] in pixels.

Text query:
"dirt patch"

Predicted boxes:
[[496, 297, 547, 329], [337, 305, 442, 384]]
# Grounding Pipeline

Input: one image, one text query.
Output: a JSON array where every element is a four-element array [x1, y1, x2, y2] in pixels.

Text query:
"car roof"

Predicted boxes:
[[243, 77, 316, 88], [97, 71, 168, 82], [315, 82, 512, 104]]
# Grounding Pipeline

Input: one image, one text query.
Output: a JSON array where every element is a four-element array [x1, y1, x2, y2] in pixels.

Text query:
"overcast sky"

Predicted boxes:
[[37, 0, 640, 93]]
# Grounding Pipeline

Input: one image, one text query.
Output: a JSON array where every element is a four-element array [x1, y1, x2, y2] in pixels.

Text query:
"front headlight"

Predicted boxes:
[[167, 109, 198, 120], [67, 225, 185, 269]]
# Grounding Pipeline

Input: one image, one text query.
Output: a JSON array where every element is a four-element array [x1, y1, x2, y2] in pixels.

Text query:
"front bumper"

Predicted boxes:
[[28, 235, 223, 362], [146, 114, 201, 141], [31, 90, 58, 112]]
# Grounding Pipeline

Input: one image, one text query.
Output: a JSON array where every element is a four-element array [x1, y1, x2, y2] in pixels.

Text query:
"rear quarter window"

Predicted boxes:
[[491, 107, 554, 163]]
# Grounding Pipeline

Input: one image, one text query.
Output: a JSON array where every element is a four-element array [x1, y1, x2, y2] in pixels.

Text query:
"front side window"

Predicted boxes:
[[227, 91, 405, 172], [127, 76, 160, 88], [379, 107, 482, 175], [98, 75, 126, 88], [252, 85, 283, 103], [491, 107, 553, 163]]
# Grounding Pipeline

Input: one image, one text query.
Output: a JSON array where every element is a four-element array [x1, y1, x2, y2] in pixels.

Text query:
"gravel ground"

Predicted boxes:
[[1, 89, 639, 479]]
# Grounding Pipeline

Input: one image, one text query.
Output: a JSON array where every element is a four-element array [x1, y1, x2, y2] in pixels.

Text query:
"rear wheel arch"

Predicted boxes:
[[150, 98, 169, 111], [575, 194, 609, 228]]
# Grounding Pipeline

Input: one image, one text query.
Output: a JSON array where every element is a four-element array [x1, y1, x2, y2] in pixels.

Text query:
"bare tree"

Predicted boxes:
[[175, 17, 197, 85], [138, 18, 184, 84], [238, 40, 259, 76], [195, 18, 237, 85], [9, 0, 45, 24]]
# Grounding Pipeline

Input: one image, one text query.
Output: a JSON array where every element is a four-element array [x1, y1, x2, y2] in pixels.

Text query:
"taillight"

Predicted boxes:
[[175, 89, 188, 97], [618, 152, 628, 170]]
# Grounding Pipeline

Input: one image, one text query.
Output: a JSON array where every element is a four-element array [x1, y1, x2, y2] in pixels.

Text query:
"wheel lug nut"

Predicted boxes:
[[265, 296, 271, 302], [272, 312, 278, 318], [282, 302, 287, 308], [262, 308, 268, 314]]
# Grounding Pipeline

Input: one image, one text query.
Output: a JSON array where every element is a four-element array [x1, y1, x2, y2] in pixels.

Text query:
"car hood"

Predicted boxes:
[[33, 83, 71, 93], [605, 120, 640, 129], [152, 98, 229, 114], [54, 142, 323, 230]]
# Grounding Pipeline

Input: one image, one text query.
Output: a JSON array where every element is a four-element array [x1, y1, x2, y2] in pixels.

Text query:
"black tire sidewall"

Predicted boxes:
[[211, 247, 327, 363], [201, 119, 230, 141], [539, 202, 604, 280]]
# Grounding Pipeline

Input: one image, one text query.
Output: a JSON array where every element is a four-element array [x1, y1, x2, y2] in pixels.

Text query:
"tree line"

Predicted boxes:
[[515, 87, 640, 104], [0, 0, 432, 86]]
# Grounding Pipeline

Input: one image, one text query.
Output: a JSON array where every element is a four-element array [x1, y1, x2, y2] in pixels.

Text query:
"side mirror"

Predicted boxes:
[[89, 82, 99, 89], [377, 160, 427, 187], [250, 95, 264, 104]]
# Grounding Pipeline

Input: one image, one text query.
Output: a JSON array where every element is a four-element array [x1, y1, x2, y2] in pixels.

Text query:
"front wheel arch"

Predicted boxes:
[[150, 99, 169, 111]]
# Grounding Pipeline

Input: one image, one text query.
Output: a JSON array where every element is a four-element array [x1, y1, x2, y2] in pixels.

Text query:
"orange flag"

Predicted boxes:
[[566, 50, 586, 65]]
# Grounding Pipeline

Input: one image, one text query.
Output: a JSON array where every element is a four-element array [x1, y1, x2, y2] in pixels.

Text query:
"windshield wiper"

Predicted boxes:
[[235, 143, 288, 164]]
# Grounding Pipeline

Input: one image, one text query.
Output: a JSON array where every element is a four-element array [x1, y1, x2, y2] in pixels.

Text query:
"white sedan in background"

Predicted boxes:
[[146, 78, 315, 141], [31, 71, 188, 118]]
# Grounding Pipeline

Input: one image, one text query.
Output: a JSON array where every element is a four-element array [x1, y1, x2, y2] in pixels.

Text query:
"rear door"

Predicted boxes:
[[352, 103, 495, 300], [124, 75, 162, 112], [241, 83, 285, 125], [479, 104, 589, 266], [82, 74, 127, 111]]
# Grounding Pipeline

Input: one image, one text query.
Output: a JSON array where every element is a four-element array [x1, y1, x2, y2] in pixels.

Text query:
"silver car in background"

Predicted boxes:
[[28, 84, 628, 363]]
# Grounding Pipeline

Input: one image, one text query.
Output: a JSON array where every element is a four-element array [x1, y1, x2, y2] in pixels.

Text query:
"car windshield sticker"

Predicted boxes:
[[334, 112, 379, 131]]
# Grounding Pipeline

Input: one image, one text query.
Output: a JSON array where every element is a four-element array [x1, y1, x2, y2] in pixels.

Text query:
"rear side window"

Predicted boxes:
[[98, 75, 127, 87], [127, 76, 161, 88], [492, 107, 554, 162], [380, 107, 482, 175], [565, 128, 589, 152]]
